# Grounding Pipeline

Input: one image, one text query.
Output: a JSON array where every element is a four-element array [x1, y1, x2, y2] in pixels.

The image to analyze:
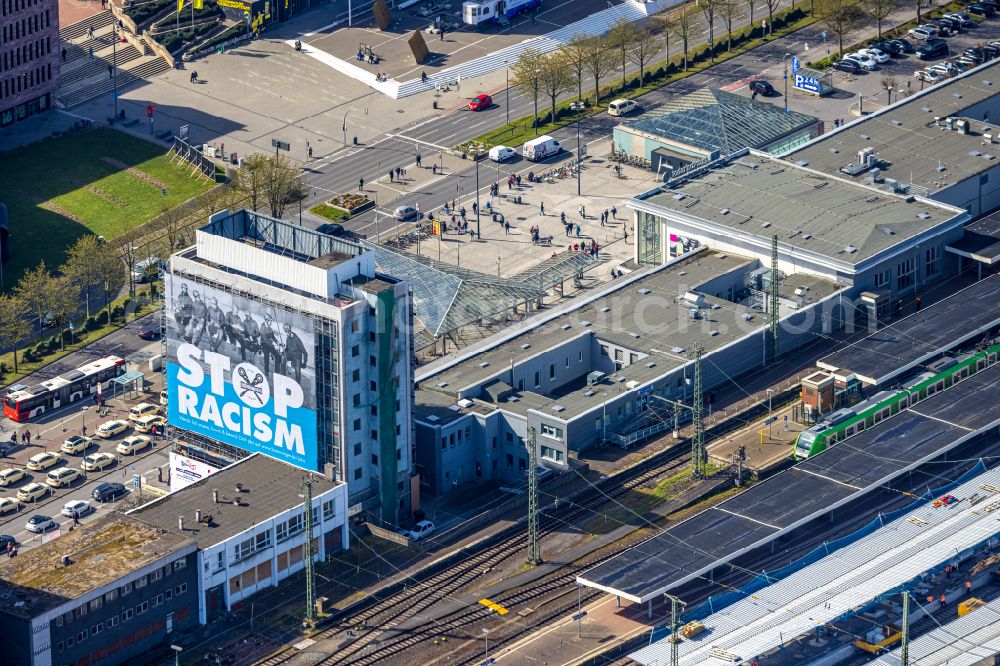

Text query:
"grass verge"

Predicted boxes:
[[309, 203, 351, 222]]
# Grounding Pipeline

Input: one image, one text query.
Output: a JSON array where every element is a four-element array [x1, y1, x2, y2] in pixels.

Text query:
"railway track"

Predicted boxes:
[[255, 390, 799, 666]]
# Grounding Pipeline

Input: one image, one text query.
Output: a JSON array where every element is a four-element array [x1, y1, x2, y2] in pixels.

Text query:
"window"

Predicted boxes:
[[371, 453, 378, 465], [351, 344, 359, 357], [176, 583, 187, 595], [121, 582, 132, 596], [506, 453, 514, 468], [137, 601, 149, 615], [352, 369, 360, 382], [78, 629, 88, 642], [89, 597, 101, 611], [67, 637, 74, 648], [154, 593, 164, 607], [108, 616, 119, 628], [351, 318, 359, 333], [449, 433, 455, 448], [353, 393, 361, 407], [277, 513, 305, 541], [541, 446, 564, 462], [925, 246, 942, 277], [896, 257, 915, 290], [353, 418, 361, 431], [56, 642, 63, 652], [540, 424, 563, 440], [578, 351, 583, 362], [565, 357, 570, 368], [505, 432, 513, 443], [122, 609, 133, 622], [518, 457, 527, 471], [354, 467, 362, 480], [534, 371, 540, 388], [369, 355, 376, 366], [354, 442, 361, 455], [441, 437, 446, 450], [549, 364, 555, 380], [165, 589, 173, 601], [92, 623, 102, 635], [323, 499, 336, 519], [149, 569, 162, 582], [595, 417, 602, 432]]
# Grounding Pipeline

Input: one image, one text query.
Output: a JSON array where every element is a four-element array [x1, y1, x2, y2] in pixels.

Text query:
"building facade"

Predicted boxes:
[[0, 515, 198, 666], [131, 454, 349, 624], [165, 210, 414, 524], [0, 0, 58, 127]]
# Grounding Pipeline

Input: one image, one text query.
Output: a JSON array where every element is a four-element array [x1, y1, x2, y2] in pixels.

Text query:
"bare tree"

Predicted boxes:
[[627, 24, 659, 84], [914, 0, 922, 23], [93, 246, 126, 326], [539, 51, 573, 123], [745, 0, 756, 32], [15, 261, 56, 335], [880, 75, 898, 103], [583, 36, 616, 103], [651, 11, 673, 68], [511, 48, 545, 131], [265, 153, 303, 219], [607, 18, 638, 88], [232, 153, 270, 212], [562, 33, 591, 101], [863, 0, 896, 36], [764, 0, 781, 33], [0, 294, 30, 374], [62, 236, 103, 319], [720, 0, 744, 51], [672, 6, 699, 70], [818, 0, 862, 57], [699, 0, 722, 60]]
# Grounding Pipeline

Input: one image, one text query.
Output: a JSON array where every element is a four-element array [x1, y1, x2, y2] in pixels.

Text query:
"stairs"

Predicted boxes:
[[57, 12, 170, 109], [58, 56, 169, 108]]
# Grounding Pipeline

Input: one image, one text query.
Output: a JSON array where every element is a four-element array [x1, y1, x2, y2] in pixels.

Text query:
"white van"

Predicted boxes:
[[522, 135, 561, 161], [131, 257, 158, 283], [608, 99, 638, 117]]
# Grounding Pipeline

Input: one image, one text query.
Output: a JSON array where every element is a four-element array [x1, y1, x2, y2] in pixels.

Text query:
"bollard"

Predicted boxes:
[[353, 136, 358, 145], [433, 100, 438, 109]]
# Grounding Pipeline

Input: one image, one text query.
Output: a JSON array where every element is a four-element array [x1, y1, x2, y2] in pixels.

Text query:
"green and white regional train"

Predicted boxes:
[[793, 342, 1000, 460]]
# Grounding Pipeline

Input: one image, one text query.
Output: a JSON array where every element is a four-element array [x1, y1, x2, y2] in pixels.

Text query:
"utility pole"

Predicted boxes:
[[576, 120, 582, 196], [769, 234, 780, 364], [527, 427, 541, 565], [691, 345, 705, 478], [303, 475, 317, 630], [665, 594, 686, 666], [900, 590, 909, 666], [475, 159, 481, 240]]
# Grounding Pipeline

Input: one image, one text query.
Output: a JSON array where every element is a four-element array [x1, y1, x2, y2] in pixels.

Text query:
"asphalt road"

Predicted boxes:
[[0, 310, 170, 551]]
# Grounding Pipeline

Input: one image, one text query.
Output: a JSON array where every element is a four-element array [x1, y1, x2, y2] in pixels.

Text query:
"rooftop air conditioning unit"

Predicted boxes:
[[625, 380, 640, 389], [683, 291, 706, 308], [587, 371, 606, 386], [457, 399, 473, 408]]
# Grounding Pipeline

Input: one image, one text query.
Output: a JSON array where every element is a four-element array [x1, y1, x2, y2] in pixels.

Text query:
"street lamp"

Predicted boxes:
[[111, 13, 119, 121], [505, 62, 510, 126], [576, 119, 582, 196], [170, 645, 183, 666], [342, 110, 350, 147], [482, 627, 491, 662], [782, 53, 791, 113], [766, 388, 773, 438]]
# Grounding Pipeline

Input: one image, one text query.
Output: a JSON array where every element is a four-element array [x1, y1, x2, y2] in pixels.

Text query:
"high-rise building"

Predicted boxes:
[[0, 0, 59, 127], [164, 209, 414, 525]]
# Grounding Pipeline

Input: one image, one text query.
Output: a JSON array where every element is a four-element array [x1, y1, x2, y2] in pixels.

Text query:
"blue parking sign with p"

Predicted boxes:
[[792, 56, 800, 73]]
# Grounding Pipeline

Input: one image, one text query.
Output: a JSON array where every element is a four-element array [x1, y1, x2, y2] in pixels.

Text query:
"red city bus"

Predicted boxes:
[[3, 355, 126, 422]]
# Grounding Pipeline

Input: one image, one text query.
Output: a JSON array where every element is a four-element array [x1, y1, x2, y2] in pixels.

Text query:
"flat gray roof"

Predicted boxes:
[[420, 251, 769, 420], [787, 58, 1000, 196], [949, 211, 1000, 264], [634, 153, 963, 264], [130, 454, 341, 549], [817, 274, 1000, 384]]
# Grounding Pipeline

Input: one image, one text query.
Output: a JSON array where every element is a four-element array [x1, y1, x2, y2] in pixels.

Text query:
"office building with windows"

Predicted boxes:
[[130, 454, 348, 624], [0, 0, 58, 126], [0, 514, 198, 666], [165, 209, 414, 524]]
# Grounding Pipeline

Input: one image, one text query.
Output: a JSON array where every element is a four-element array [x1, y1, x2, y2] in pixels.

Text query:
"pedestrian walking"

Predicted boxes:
[[611, 206, 617, 220], [966, 581, 973, 596], [73, 511, 80, 526], [515, 174, 522, 187], [624, 228, 629, 243], [579, 205, 585, 219], [574, 224, 580, 237], [88, 45, 93, 59], [61, 47, 67, 62], [108, 64, 113, 78], [396, 167, 402, 180], [358, 177, 364, 191], [388, 170, 394, 183], [308, 146, 313, 159], [503, 220, 510, 235], [432, 164, 438, 175], [88, 26, 94, 40], [600, 213, 605, 227], [915, 296, 922, 311], [25, 430, 31, 445], [472, 202, 478, 215], [540, 202, 545, 216], [82, 425, 87, 436], [416, 153, 422, 167]]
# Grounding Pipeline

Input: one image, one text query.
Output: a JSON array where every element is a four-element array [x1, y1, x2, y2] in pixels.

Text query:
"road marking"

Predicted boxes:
[[386, 133, 450, 151], [909, 410, 974, 431], [716, 507, 781, 529], [798, 467, 862, 490]]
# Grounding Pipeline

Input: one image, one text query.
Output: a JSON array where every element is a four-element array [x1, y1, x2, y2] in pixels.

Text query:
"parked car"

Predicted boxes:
[[945, 11, 975, 26], [964, 47, 986, 62], [845, 53, 879, 70], [393, 205, 420, 222], [128, 402, 160, 422], [918, 39, 949, 59], [870, 39, 901, 55], [62, 499, 93, 518], [0, 498, 19, 515], [908, 25, 940, 39], [0, 468, 25, 487], [749, 80, 775, 95], [116, 435, 152, 455], [61, 435, 93, 455], [132, 415, 165, 434], [17, 482, 50, 502], [832, 59, 861, 73], [92, 482, 128, 503], [160, 390, 168, 406], [932, 16, 961, 32], [915, 68, 945, 82], [96, 419, 129, 438], [316, 223, 345, 236], [488, 145, 517, 162], [137, 324, 159, 341], [860, 47, 891, 63], [0, 535, 18, 550], [408, 519, 436, 541], [26, 452, 61, 471], [25, 514, 56, 533], [468, 93, 493, 111], [968, 3, 996, 16], [982, 43, 1000, 58], [926, 19, 955, 35], [82, 452, 117, 472], [46, 467, 81, 489], [890, 38, 916, 53]]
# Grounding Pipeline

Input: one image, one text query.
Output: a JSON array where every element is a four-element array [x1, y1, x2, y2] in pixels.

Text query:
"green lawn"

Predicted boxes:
[[0, 128, 212, 289]]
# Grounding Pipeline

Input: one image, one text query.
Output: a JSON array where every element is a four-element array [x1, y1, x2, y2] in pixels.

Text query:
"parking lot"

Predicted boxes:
[[0, 339, 171, 555]]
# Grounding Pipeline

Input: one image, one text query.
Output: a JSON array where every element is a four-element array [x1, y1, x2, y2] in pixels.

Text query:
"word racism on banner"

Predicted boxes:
[[164, 274, 318, 470]]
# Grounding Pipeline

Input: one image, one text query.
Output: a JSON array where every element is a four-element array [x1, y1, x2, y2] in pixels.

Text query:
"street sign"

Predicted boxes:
[[579, 145, 588, 158], [179, 124, 189, 141], [794, 73, 821, 94], [271, 138, 291, 151], [792, 56, 800, 73], [133, 473, 141, 489]]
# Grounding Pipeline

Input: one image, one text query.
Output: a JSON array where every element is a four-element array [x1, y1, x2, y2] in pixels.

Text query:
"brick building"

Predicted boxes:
[[0, 0, 59, 126]]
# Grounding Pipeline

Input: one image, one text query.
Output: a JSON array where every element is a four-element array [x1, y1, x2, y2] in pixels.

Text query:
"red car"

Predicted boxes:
[[469, 94, 492, 111]]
